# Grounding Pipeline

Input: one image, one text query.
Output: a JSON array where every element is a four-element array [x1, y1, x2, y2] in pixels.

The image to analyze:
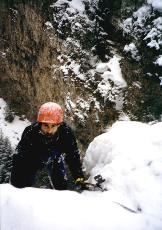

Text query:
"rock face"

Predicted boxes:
[[0, 1, 62, 118], [0, 0, 162, 151], [0, 0, 116, 151]]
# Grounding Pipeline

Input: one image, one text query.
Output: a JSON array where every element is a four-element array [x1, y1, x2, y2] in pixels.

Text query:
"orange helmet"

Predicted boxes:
[[37, 102, 64, 124]]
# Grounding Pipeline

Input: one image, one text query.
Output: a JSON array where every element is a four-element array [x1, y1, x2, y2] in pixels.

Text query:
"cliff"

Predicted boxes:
[[0, 0, 162, 151]]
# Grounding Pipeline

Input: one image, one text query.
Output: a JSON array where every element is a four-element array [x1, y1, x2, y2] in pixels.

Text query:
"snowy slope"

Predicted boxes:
[[0, 98, 30, 148], [1, 121, 162, 229]]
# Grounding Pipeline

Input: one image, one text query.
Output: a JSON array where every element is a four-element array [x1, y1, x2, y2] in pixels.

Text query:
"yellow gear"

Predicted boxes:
[[75, 178, 84, 184]]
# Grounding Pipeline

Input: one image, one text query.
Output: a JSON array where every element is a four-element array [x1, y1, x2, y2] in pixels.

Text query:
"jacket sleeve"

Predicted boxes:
[[63, 125, 85, 180], [10, 126, 34, 188]]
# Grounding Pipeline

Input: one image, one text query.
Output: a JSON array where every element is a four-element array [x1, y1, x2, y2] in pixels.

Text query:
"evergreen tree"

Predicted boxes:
[[0, 130, 13, 183]]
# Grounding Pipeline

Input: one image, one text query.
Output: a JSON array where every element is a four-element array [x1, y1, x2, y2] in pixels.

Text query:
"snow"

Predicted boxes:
[[96, 63, 109, 73], [96, 55, 127, 99], [50, 0, 85, 13], [45, 21, 53, 29], [154, 55, 162, 65], [133, 5, 152, 31], [65, 96, 101, 124], [153, 17, 162, 30], [122, 3, 162, 83], [106, 56, 127, 88], [1, 117, 162, 229], [0, 98, 30, 148], [0, 184, 146, 230], [124, 43, 141, 61], [122, 18, 133, 34], [147, 39, 160, 49], [122, 6, 162, 46], [68, 0, 85, 12], [144, 17, 162, 50], [122, 5, 152, 38], [159, 76, 162, 85], [0, 51, 6, 58], [58, 47, 87, 81], [49, 0, 127, 113], [96, 56, 127, 110], [1, 0, 162, 227], [68, 61, 85, 81], [84, 121, 162, 227], [147, 0, 162, 12]]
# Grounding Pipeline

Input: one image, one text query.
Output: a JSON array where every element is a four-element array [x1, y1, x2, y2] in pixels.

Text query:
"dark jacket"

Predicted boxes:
[[11, 122, 84, 188]]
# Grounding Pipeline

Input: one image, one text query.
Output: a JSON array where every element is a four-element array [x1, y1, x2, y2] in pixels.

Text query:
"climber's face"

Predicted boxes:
[[41, 123, 60, 136]]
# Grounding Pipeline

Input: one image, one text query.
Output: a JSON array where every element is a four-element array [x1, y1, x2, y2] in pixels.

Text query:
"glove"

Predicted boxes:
[[75, 178, 89, 190], [75, 178, 85, 186]]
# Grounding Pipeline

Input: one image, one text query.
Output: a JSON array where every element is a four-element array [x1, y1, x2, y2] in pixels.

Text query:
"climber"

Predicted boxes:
[[10, 102, 85, 190]]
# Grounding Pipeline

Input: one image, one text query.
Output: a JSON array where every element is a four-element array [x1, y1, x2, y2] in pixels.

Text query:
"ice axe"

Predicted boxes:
[[78, 174, 107, 192]]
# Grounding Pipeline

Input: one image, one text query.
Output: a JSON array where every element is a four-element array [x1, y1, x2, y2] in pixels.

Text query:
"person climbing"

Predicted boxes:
[[10, 102, 85, 190]]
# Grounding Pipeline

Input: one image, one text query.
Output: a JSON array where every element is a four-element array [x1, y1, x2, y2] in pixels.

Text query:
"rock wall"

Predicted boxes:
[[0, 0, 162, 152], [0, 2, 61, 118], [0, 1, 118, 152]]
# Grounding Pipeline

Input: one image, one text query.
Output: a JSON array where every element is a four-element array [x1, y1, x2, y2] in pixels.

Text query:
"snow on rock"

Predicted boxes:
[[147, 0, 162, 12], [122, 3, 162, 83], [96, 63, 109, 73], [68, 0, 85, 12], [65, 95, 101, 124], [144, 17, 162, 50], [159, 76, 162, 85], [154, 55, 162, 66], [124, 43, 141, 61], [0, 51, 6, 58], [96, 56, 127, 110], [103, 56, 127, 88], [50, 0, 85, 13], [45, 21, 53, 29], [122, 5, 153, 39], [96, 55, 127, 98], [153, 16, 162, 30], [132, 5, 152, 35]]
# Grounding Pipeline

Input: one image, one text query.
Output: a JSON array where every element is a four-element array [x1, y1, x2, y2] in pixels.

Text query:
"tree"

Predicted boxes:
[[0, 130, 13, 183]]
